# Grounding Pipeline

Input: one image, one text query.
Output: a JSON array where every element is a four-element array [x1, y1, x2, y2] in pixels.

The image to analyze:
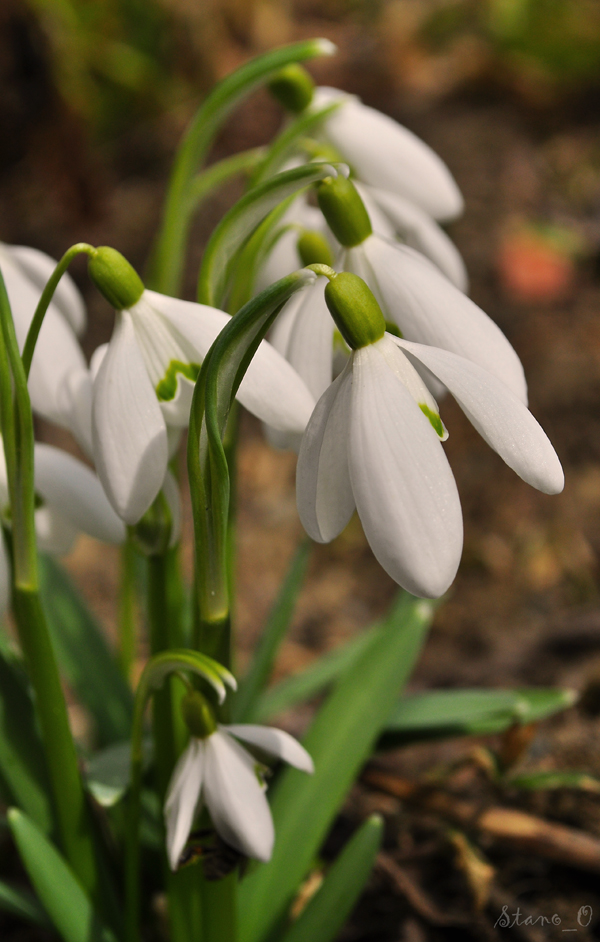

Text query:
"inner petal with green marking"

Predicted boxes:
[[419, 403, 446, 439], [156, 361, 201, 402]]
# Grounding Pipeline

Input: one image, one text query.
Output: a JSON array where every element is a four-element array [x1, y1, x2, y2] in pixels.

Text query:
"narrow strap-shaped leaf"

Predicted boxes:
[[226, 201, 298, 314], [0, 648, 55, 835], [279, 814, 383, 942], [378, 686, 576, 749], [197, 162, 347, 307], [239, 593, 434, 942], [0, 879, 51, 928], [38, 554, 134, 746], [507, 770, 600, 792], [151, 38, 336, 296], [7, 809, 117, 942], [233, 540, 311, 722], [253, 623, 380, 723]]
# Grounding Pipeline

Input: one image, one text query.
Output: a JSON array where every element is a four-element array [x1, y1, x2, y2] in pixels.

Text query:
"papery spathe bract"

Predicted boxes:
[[297, 333, 563, 598], [164, 724, 314, 870]]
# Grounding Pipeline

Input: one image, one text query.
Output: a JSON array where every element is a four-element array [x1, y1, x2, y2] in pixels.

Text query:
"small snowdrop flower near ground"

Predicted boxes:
[[87, 247, 315, 524], [0, 243, 88, 427], [316, 176, 528, 404], [164, 691, 314, 869], [0, 438, 125, 615], [296, 271, 564, 599]]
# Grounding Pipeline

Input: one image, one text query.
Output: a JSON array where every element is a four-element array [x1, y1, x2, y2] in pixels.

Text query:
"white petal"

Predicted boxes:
[[34, 506, 78, 556], [55, 367, 93, 458], [222, 725, 314, 773], [394, 339, 565, 495], [350, 342, 463, 597], [297, 363, 355, 542], [6, 244, 86, 335], [34, 443, 126, 543], [0, 539, 9, 618], [314, 87, 464, 221], [164, 740, 205, 871], [285, 278, 335, 401], [90, 344, 108, 380], [268, 289, 306, 358], [362, 184, 469, 291], [203, 731, 274, 862], [347, 237, 528, 404], [92, 311, 168, 524]]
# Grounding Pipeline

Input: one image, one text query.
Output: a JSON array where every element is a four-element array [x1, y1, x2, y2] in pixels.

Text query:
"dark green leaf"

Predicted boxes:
[[38, 554, 133, 745], [8, 808, 117, 942], [508, 770, 600, 792], [239, 593, 434, 942], [0, 648, 54, 834], [233, 540, 311, 722], [379, 686, 576, 749], [279, 814, 383, 942]]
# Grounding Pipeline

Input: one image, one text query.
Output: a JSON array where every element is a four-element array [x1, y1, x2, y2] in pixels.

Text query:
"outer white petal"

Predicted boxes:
[[203, 731, 274, 862], [223, 725, 314, 773], [285, 278, 335, 401], [314, 87, 464, 221], [350, 342, 463, 597], [34, 443, 126, 543], [6, 244, 86, 335], [297, 363, 355, 542], [347, 236, 528, 404], [269, 289, 306, 359], [0, 538, 10, 618], [361, 184, 469, 291], [56, 367, 93, 458], [394, 339, 565, 495], [92, 311, 168, 524], [34, 506, 78, 556], [164, 740, 205, 871]]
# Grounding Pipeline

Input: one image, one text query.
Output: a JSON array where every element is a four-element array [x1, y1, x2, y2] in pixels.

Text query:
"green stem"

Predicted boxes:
[[22, 243, 95, 379], [124, 675, 147, 942], [201, 871, 237, 942], [118, 538, 138, 682], [12, 589, 99, 899]]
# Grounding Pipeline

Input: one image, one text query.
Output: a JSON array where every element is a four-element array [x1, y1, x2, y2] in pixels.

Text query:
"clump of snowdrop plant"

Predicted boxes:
[[0, 39, 569, 942]]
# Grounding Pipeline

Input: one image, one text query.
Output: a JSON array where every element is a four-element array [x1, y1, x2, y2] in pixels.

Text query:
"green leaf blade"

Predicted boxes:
[[0, 879, 51, 928], [280, 814, 383, 942]]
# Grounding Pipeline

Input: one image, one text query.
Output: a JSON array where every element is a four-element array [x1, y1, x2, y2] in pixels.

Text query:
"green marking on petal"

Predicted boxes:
[[420, 403, 445, 438], [156, 360, 201, 401]]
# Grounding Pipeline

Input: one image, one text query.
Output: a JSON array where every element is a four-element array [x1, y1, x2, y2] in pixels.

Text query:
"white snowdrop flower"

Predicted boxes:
[[164, 692, 313, 870], [87, 248, 315, 524], [255, 196, 329, 293], [316, 176, 527, 404], [296, 273, 564, 599], [0, 438, 125, 615], [0, 243, 88, 426], [310, 87, 464, 222]]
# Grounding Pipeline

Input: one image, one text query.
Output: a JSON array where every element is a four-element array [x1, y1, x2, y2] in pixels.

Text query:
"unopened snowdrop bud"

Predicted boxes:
[[297, 230, 334, 268], [324, 272, 385, 350], [317, 176, 372, 247], [182, 691, 217, 739], [88, 247, 144, 311], [269, 64, 315, 113]]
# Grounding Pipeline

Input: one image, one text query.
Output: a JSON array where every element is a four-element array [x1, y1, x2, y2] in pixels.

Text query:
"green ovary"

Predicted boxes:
[[419, 403, 444, 438], [156, 360, 201, 401]]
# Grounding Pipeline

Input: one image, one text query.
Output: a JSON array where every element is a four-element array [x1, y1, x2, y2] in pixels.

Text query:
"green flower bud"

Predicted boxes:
[[269, 64, 314, 113], [316, 176, 372, 248], [324, 272, 385, 350], [297, 230, 334, 268], [182, 691, 217, 739], [88, 246, 144, 311]]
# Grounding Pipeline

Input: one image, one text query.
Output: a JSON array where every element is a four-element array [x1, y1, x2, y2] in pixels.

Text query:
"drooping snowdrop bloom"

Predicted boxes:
[[296, 272, 564, 598], [0, 243, 88, 426], [0, 438, 125, 614], [87, 247, 315, 524], [164, 691, 313, 869], [316, 176, 528, 404]]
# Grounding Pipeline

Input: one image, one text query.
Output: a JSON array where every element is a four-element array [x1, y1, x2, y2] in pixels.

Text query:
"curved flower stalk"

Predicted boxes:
[[165, 717, 313, 869], [87, 249, 315, 524], [0, 438, 125, 614], [296, 274, 564, 599], [0, 244, 88, 426]]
